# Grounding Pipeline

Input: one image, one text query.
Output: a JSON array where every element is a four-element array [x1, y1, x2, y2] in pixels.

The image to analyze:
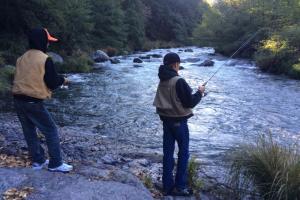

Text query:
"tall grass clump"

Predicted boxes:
[[188, 157, 203, 199], [229, 134, 300, 199]]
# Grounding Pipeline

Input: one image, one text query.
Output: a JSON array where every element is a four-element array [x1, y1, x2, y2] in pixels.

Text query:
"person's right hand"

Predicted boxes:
[[198, 85, 205, 94], [63, 78, 69, 85]]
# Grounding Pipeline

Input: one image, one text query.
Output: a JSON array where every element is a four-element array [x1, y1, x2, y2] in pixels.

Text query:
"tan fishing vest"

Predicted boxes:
[[12, 49, 52, 99], [153, 76, 193, 118]]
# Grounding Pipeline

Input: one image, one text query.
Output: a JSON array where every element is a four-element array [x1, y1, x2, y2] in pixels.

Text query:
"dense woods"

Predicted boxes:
[[0, 0, 202, 64]]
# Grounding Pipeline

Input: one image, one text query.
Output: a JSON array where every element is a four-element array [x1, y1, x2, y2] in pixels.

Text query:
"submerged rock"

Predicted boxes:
[[133, 65, 143, 68], [148, 54, 162, 58], [110, 58, 121, 64], [48, 52, 64, 64], [139, 55, 151, 60], [92, 50, 110, 63], [133, 58, 143, 63], [184, 49, 194, 53]]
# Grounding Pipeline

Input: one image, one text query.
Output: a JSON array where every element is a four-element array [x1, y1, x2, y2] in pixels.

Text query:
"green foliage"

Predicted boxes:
[[254, 35, 297, 74], [58, 52, 93, 73], [289, 62, 300, 79], [0, 65, 15, 94], [229, 133, 300, 199], [192, 0, 300, 78], [188, 157, 203, 197]]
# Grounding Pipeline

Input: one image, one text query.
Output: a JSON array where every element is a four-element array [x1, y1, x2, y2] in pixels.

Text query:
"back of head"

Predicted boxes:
[[163, 52, 180, 66], [28, 28, 48, 53]]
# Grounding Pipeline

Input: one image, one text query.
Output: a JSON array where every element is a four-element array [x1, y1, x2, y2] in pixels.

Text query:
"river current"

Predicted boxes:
[[40, 47, 300, 176]]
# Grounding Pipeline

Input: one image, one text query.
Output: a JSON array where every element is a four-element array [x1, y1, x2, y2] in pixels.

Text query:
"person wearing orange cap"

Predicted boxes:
[[12, 28, 73, 173]]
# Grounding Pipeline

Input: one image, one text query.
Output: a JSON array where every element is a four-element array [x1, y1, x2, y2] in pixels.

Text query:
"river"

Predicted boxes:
[[2, 46, 300, 181]]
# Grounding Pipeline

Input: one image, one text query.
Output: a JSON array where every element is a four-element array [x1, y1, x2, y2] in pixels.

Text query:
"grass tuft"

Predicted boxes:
[[229, 133, 300, 199]]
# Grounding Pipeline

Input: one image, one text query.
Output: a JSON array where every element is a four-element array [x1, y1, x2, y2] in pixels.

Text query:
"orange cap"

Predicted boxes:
[[44, 28, 58, 42]]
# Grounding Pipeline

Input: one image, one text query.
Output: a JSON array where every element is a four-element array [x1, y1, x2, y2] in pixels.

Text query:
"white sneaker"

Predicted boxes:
[[48, 163, 73, 173], [32, 160, 49, 170]]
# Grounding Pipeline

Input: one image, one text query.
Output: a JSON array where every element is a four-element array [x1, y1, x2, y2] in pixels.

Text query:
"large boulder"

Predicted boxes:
[[92, 50, 110, 63], [199, 59, 215, 67], [133, 58, 143, 63], [48, 52, 64, 64]]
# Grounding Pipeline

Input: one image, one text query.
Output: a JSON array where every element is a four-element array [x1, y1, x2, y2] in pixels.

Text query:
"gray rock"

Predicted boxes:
[[199, 60, 215, 67], [179, 66, 184, 70], [133, 58, 143, 63], [48, 52, 64, 64], [92, 50, 110, 63], [110, 58, 121, 64], [0, 168, 153, 200]]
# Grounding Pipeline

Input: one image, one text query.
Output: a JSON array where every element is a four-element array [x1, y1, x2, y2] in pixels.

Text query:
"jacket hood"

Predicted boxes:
[[158, 65, 178, 81], [28, 28, 48, 53]]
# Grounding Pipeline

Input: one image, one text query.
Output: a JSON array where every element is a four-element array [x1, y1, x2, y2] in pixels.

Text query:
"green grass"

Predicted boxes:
[[0, 65, 15, 94], [188, 157, 203, 198], [229, 133, 300, 199]]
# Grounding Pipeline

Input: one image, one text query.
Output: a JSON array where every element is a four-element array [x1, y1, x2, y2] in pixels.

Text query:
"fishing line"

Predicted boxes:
[[202, 29, 263, 87]]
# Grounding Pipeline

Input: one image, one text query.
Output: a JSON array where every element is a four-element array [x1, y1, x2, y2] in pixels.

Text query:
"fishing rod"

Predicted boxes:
[[202, 29, 263, 87]]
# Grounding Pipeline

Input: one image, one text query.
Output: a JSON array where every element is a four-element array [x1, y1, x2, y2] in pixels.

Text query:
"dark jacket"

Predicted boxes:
[[157, 65, 202, 121], [14, 28, 64, 102]]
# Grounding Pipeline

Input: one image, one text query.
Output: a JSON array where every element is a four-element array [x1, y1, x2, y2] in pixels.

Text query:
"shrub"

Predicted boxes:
[[254, 35, 297, 74], [58, 52, 93, 73], [229, 133, 300, 199], [0, 65, 15, 94], [288, 62, 300, 79]]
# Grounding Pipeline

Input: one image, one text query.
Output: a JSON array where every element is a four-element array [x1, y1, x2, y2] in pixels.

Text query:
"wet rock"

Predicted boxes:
[[184, 49, 194, 53], [179, 66, 184, 70], [199, 60, 215, 67], [93, 61, 110, 69], [92, 50, 110, 63], [133, 65, 143, 68], [110, 58, 121, 64], [178, 49, 184, 52], [48, 52, 64, 64], [133, 58, 143, 63], [0, 168, 153, 200]]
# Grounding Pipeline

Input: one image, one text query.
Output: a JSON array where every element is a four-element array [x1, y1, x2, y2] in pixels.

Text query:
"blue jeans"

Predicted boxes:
[[14, 99, 62, 168], [162, 119, 189, 192]]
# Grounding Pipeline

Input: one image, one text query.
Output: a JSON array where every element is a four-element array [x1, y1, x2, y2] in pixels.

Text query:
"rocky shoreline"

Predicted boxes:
[[0, 111, 233, 200]]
